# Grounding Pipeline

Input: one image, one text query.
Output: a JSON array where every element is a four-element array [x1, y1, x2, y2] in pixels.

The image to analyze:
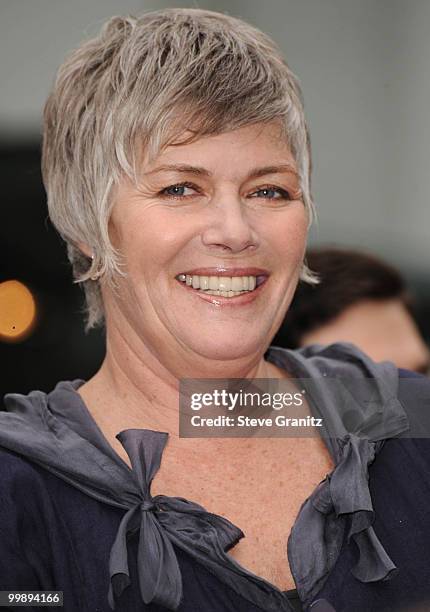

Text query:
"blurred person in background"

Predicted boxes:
[[0, 9, 430, 612], [273, 247, 430, 374]]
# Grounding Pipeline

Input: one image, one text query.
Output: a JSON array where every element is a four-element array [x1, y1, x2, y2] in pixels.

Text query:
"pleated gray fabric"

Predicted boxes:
[[266, 343, 409, 607], [0, 342, 409, 611]]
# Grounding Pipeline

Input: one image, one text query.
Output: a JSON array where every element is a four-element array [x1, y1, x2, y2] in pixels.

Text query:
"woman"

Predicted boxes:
[[1, 8, 430, 612]]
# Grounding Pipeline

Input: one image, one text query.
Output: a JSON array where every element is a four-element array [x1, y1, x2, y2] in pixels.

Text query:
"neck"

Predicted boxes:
[[79, 311, 286, 440]]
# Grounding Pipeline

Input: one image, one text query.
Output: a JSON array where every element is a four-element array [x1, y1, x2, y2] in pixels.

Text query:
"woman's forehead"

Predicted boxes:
[[142, 123, 296, 176]]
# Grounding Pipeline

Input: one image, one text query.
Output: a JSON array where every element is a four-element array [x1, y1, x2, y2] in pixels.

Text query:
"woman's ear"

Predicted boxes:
[[76, 242, 93, 258]]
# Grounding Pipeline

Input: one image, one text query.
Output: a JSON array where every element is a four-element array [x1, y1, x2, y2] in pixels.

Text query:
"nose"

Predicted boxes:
[[201, 192, 258, 254]]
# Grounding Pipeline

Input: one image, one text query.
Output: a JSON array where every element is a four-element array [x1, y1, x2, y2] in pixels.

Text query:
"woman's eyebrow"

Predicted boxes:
[[144, 163, 299, 179]]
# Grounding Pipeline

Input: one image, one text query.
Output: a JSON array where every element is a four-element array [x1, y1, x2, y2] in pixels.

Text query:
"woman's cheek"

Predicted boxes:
[[264, 208, 308, 256]]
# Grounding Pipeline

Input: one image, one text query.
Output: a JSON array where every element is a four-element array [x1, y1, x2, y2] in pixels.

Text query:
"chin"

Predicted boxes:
[[185, 334, 267, 363]]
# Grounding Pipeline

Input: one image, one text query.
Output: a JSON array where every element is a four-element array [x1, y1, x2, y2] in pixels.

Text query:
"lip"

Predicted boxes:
[[177, 267, 269, 277]]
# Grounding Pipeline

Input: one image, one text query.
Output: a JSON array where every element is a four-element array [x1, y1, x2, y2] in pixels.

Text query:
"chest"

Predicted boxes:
[[150, 437, 335, 591]]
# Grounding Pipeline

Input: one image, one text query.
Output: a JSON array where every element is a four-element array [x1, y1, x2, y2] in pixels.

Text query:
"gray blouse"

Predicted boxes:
[[0, 342, 409, 611]]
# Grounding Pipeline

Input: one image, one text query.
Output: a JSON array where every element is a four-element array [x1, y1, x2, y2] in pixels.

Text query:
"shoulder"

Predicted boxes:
[[0, 447, 49, 506], [268, 341, 400, 378], [396, 368, 430, 437], [371, 368, 430, 490], [0, 448, 54, 552], [0, 388, 54, 500], [0, 446, 44, 480]]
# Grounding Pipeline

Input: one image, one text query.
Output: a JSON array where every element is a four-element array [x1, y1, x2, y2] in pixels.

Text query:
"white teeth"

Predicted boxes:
[[231, 277, 244, 291], [192, 276, 200, 289], [218, 277, 231, 291], [205, 290, 243, 297], [200, 276, 209, 290], [176, 274, 262, 295], [209, 276, 219, 290]]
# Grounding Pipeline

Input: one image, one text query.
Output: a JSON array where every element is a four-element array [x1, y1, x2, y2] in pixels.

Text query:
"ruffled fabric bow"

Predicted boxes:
[[107, 428, 249, 609], [266, 343, 410, 608], [288, 433, 399, 606], [107, 428, 243, 608]]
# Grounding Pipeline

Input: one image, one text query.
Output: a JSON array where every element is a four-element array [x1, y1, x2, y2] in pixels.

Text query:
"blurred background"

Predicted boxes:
[[1, 0, 429, 397]]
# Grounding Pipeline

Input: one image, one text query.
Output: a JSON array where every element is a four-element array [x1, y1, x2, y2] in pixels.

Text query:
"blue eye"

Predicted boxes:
[[251, 187, 291, 200], [160, 182, 197, 198]]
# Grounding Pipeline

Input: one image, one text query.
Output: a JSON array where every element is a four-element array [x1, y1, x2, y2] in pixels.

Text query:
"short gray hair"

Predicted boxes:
[[41, 7, 317, 330]]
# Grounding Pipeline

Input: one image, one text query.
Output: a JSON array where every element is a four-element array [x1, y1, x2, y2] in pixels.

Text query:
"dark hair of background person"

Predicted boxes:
[[272, 247, 417, 349]]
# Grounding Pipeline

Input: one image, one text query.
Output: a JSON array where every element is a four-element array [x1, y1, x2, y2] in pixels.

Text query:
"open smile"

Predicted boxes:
[[175, 268, 269, 303]]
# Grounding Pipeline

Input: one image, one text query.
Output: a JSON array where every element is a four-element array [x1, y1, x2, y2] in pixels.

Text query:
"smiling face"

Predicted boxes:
[[103, 121, 308, 367]]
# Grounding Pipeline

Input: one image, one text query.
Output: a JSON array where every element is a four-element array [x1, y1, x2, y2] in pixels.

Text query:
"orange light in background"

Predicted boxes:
[[0, 280, 37, 343]]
